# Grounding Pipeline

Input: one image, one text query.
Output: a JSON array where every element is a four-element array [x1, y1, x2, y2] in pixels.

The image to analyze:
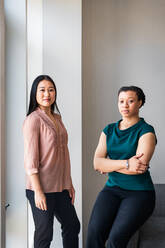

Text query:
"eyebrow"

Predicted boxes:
[[119, 97, 135, 100], [39, 86, 55, 89]]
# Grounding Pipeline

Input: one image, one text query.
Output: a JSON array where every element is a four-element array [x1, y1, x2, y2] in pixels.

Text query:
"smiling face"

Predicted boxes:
[[118, 90, 142, 118], [36, 80, 56, 110]]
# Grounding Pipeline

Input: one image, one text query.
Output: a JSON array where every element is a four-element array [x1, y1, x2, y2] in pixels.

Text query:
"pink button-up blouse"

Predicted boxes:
[[23, 107, 73, 193]]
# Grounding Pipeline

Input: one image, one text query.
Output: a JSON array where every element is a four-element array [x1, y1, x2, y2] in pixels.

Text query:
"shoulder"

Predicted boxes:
[[53, 113, 62, 120], [103, 122, 116, 135], [139, 120, 157, 143], [139, 120, 156, 135], [23, 111, 40, 131]]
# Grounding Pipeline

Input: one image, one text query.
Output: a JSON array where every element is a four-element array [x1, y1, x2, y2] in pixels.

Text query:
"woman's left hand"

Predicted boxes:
[[68, 187, 75, 205]]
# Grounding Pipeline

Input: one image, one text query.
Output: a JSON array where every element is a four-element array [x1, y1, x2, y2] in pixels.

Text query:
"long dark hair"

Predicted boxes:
[[27, 75, 60, 116]]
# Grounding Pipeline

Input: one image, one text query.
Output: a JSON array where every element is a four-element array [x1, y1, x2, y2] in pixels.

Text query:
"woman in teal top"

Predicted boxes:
[[86, 86, 157, 248]]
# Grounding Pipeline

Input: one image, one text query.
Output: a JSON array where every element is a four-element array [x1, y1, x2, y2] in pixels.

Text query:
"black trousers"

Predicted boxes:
[[26, 189, 80, 248], [86, 185, 155, 248]]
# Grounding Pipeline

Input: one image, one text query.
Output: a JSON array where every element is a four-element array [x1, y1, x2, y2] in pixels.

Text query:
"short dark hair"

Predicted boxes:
[[27, 75, 60, 116], [118, 86, 145, 107]]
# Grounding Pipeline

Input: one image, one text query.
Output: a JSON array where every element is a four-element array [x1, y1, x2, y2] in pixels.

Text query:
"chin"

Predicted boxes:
[[41, 104, 51, 108], [121, 112, 129, 116], [122, 114, 131, 118]]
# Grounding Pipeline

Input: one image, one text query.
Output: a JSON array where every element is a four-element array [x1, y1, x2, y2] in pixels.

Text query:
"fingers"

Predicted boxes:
[[72, 191, 75, 205], [69, 188, 75, 205], [129, 155, 149, 173], [35, 192, 47, 211], [135, 153, 144, 159], [136, 169, 147, 174], [36, 199, 47, 211], [136, 164, 148, 173], [100, 171, 106, 174], [42, 199, 47, 211], [69, 190, 72, 198]]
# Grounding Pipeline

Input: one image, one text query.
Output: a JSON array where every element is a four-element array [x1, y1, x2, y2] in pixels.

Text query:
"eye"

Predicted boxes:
[[128, 99, 134, 103], [40, 89, 45, 92], [119, 100, 124, 104], [49, 88, 55, 92]]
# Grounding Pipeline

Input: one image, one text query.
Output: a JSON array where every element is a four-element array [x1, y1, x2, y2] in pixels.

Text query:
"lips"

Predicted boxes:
[[122, 110, 129, 113]]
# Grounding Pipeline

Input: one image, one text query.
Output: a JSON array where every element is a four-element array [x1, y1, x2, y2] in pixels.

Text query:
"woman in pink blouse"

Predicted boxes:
[[23, 75, 80, 248]]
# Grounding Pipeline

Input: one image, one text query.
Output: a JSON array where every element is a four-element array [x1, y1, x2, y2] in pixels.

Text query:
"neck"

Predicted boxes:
[[39, 106, 52, 115], [121, 116, 140, 129]]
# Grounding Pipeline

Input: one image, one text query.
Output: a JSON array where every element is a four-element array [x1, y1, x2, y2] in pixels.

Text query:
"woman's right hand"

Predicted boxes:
[[128, 153, 148, 174], [34, 190, 47, 211]]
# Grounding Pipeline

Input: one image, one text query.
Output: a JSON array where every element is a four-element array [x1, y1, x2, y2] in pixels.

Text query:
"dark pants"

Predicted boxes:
[[86, 186, 155, 248], [26, 189, 80, 248]]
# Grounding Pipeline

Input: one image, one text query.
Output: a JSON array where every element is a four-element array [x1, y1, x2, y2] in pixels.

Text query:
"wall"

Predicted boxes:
[[27, 0, 43, 246], [5, 0, 27, 247], [82, 0, 118, 245], [82, 0, 165, 245], [4, 0, 82, 247], [0, 0, 5, 246], [27, 0, 43, 87], [43, 1, 82, 246], [3, 0, 165, 246]]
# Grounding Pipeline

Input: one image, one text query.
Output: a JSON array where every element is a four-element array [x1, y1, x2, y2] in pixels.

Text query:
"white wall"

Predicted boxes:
[[27, 1, 43, 247], [43, 0, 82, 247], [27, 0, 43, 87], [82, 0, 165, 245], [0, 0, 5, 246], [5, 0, 82, 247], [5, 0, 27, 247]]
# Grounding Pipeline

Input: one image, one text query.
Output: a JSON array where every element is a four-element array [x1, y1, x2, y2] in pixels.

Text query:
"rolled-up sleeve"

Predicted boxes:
[[23, 114, 40, 175]]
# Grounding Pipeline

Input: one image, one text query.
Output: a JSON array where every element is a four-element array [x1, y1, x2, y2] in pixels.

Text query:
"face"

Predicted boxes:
[[36, 80, 56, 110], [118, 90, 142, 118]]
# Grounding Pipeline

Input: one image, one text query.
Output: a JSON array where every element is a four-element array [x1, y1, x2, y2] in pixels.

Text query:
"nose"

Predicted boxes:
[[44, 90, 50, 96], [123, 101, 128, 107]]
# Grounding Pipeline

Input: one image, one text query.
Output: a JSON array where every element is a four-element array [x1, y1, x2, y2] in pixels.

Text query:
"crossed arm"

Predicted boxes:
[[93, 132, 156, 175]]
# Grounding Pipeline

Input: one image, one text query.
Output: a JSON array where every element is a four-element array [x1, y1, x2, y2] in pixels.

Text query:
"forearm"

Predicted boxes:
[[29, 173, 43, 193], [29, 173, 47, 210], [116, 153, 150, 174], [116, 155, 150, 175], [96, 153, 149, 174], [116, 168, 141, 175], [94, 157, 127, 173]]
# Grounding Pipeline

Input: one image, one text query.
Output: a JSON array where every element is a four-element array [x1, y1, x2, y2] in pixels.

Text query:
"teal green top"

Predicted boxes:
[[103, 118, 156, 191]]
